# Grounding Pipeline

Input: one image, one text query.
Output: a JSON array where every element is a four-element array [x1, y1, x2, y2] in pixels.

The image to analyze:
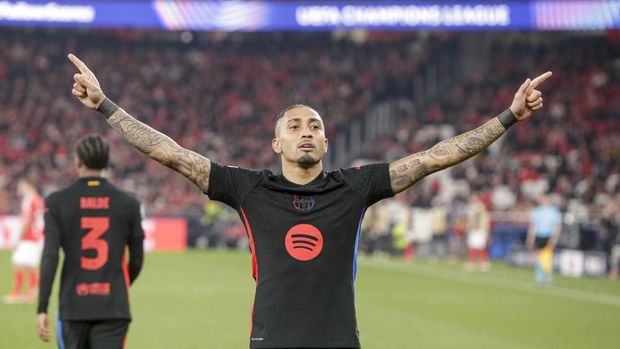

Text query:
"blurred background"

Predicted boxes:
[[1, 1, 619, 348], [2, 0, 619, 275]]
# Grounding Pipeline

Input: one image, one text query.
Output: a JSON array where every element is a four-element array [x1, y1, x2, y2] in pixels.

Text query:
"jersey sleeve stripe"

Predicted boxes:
[[240, 207, 258, 282], [352, 208, 366, 282], [239, 206, 259, 344]]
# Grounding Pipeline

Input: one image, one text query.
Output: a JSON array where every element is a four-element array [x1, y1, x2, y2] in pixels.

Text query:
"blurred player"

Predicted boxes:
[[37, 134, 144, 349], [465, 193, 491, 272], [4, 178, 44, 304], [609, 238, 620, 280], [526, 195, 562, 285], [68, 53, 550, 348]]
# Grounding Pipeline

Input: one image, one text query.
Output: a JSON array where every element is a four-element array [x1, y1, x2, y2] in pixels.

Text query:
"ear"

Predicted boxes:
[[323, 138, 328, 153], [272, 138, 281, 154], [74, 155, 83, 170]]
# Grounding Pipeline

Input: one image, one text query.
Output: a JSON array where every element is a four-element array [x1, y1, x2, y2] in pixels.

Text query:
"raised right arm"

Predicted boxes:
[[106, 108, 211, 192], [68, 53, 211, 192]]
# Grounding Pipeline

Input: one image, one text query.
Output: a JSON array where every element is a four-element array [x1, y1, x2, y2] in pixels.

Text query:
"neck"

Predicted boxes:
[[78, 169, 104, 178], [281, 160, 323, 185]]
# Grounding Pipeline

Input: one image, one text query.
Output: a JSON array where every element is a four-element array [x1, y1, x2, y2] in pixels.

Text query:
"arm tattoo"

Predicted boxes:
[[389, 152, 430, 193], [428, 118, 505, 164], [107, 109, 211, 192], [389, 118, 507, 193]]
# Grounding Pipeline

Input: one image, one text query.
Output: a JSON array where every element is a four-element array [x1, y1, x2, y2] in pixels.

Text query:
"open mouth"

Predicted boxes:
[[298, 142, 315, 152]]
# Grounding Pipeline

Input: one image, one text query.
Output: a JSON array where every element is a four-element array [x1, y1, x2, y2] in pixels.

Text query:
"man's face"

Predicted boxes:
[[272, 106, 328, 168]]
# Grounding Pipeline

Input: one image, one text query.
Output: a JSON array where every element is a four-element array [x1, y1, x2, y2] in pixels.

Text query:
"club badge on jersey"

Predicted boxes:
[[292, 195, 316, 212]]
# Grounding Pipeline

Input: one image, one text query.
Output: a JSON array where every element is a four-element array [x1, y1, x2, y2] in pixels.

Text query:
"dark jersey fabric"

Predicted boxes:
[[59, 318, 130, 349], [38, 177, 144, 321], [207, 162, 394, 348]]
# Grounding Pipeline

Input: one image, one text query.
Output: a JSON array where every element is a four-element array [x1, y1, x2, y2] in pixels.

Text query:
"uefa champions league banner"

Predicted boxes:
[[0, 215, 187, 252], [0, 0, 619, 31]]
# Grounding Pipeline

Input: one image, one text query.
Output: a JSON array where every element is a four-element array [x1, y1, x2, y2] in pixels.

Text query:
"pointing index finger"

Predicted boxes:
[[67, 53, 93, 76], [530, 71, 552, 90]]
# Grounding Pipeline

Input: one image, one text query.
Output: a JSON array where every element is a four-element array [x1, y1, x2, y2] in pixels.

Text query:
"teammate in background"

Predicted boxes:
[[526, 195, 562, 285], [465, 193, 491, 272], [609, 237, 620, 280], [4, 178, 45, 304], [68, 53, 550, 348], [37, 134, 144, 348]]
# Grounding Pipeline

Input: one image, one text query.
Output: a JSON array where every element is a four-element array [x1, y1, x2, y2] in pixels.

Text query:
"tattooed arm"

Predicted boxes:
[[389, 118, 505, 193], [107, 109, 211, 192], [390, 72, 552, 194], [68, 53, 211, 192]]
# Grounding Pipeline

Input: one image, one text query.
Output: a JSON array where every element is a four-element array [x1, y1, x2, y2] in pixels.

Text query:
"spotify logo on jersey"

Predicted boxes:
[[285, 224, 323, 261]]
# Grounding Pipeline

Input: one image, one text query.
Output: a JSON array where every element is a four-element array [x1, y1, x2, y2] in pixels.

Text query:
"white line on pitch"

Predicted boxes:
[[359, 259, 620, 307]]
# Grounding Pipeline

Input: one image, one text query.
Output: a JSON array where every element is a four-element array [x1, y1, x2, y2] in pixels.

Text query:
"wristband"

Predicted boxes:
[[96, 98, 119, 119], [498, 109, 518, 129]]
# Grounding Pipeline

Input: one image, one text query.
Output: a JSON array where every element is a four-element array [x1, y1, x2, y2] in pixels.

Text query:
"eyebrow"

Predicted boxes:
[[286, 117, 322, 124]]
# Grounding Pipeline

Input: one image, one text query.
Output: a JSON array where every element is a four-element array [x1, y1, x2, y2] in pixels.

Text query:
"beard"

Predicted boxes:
[[296, 154, 319, 168]]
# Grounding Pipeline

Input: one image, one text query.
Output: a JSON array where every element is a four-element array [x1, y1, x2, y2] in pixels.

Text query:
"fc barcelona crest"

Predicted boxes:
[[292, 195, 316, 212]]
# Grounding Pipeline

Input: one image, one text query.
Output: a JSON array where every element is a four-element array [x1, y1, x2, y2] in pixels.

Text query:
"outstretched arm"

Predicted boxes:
[[68, 54, 211, 192], [390, 72, 552, 194]]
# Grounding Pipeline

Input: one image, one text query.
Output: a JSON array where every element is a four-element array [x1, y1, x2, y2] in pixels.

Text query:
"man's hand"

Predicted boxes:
[[68, 53, 106, 109], [37, 313, 51, 342], [509, 71, 552, 121]]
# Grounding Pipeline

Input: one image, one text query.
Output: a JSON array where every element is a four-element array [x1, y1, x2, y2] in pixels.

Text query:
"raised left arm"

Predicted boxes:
[[390, 71, 552, 194]]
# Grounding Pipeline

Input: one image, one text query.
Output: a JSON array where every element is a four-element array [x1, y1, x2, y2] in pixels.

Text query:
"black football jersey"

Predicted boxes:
[[38, 177, 144, 321], [207, 162, 393, 348]]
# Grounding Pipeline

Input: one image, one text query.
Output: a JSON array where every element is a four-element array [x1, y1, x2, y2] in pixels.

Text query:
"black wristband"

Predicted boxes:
[[96, 98, 119, 119], [497, 109, 518, 129]]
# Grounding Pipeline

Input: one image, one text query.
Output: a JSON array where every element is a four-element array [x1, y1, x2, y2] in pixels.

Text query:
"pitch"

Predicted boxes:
[[1, 250, 618, 349]]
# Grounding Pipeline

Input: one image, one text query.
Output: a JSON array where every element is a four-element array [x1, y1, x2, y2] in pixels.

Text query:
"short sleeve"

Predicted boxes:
[[206, 162, 264, 208], [43, 195, 62, 244], [339, 163, 394, 207]]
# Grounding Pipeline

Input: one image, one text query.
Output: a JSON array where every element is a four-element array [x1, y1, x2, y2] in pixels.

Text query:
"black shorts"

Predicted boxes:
[[534, 237, 551, 249], [57, 318, 129, 349]]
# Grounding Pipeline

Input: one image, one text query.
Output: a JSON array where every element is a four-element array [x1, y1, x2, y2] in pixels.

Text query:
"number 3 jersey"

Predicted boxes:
[[38, 177, 144, 321], [207, 162, 394, 349]]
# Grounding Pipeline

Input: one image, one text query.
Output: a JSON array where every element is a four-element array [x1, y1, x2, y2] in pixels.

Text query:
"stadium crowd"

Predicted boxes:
[[0, 29, 618, 262], [363, 32, 620, 259], [0, 29, 451, 216]]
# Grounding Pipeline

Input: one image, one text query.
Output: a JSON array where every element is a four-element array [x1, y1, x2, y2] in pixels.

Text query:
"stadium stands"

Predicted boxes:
[[0, 29, 618, 256]]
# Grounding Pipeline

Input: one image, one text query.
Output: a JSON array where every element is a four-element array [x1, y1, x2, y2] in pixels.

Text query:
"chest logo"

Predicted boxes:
[[293, 195, 316, 212], [285, 224, 323, 261]]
